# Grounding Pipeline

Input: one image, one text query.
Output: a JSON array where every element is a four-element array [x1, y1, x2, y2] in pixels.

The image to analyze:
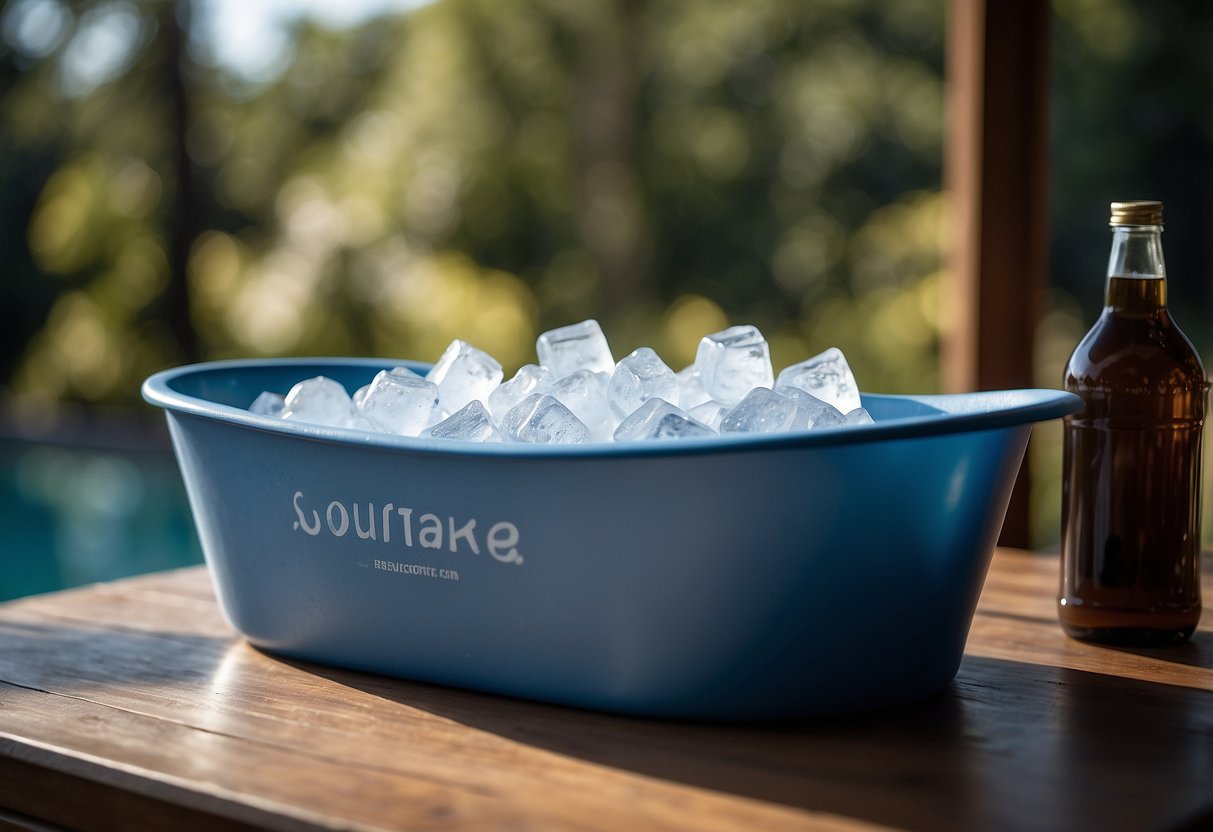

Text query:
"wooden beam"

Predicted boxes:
[[945, 0, 1051, 547]]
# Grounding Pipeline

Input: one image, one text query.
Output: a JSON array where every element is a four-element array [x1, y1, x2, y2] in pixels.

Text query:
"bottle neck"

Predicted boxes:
[[1105, 224, 1167, 311]]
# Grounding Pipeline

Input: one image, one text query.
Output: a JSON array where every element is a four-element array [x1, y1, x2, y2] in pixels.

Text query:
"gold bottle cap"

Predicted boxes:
[[1110, 200, 1163, 226]]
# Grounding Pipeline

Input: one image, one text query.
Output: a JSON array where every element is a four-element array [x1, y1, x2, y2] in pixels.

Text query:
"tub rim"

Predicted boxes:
[[142, 357, 1081, 460]]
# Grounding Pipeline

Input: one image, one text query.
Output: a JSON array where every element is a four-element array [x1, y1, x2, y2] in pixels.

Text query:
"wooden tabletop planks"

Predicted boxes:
[[0, 549, 1209, 832]]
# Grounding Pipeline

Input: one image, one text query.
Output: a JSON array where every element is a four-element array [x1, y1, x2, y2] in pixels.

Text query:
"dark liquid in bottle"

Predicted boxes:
[[1060, 276, 1206, 644]]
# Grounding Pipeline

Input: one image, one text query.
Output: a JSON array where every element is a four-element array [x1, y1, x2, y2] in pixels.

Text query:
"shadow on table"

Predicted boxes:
[[1110, 629, 1213, 670], [292, 653, 1213, 832]]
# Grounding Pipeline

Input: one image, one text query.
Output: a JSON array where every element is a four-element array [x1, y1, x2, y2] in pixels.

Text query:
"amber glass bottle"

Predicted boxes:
[[1060, 201, 1207, 644]]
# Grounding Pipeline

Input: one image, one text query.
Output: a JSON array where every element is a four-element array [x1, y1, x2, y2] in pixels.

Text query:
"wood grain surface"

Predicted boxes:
[[0, 550, 1209, 832]]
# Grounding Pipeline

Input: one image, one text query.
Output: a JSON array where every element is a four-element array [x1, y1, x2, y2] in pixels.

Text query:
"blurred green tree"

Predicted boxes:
[[1, 0, 948, 407], [2, 0, 202, 400]]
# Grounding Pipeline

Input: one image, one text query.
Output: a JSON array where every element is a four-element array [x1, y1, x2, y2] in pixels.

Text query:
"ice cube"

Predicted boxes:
[[718, 387, 805, 434], [282, 376, 356, 427], [250, 391, 286, 417], [775, 385, 846, 429], [675, 365, 712, 411], [775, 347, 861, 413], [343, 414, 379, 432], [500, 393, 591, 444], [421, 400, 502, 442], [608, 347, 679, 419], [426, 340, 504, 414], [694, 325, 775, 406], [547, 369, 617, 440], [688, 400, 729, 430], [845, 407, 875, 425], [614, 398, 715, 442], [359, 370, 441, 436], [357, 367, 420, 409], [487, 364, 552, 423], [536, 319, 614, 377]]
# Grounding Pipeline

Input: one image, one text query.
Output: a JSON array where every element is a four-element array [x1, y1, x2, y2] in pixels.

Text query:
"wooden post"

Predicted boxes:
[[945, 0, 1051, 547]]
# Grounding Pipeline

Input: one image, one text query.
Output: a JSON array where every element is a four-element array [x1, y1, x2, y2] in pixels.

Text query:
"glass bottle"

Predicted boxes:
[[1059, 200, 1207, 644]]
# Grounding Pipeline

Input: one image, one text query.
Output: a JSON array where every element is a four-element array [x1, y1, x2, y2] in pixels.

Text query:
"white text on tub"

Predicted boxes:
[[291, 490, 523, 565], [372, 561, 460, 581]]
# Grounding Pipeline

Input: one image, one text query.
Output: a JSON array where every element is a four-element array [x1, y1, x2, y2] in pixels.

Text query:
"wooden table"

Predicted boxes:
[[0, 549, 1209, 832]]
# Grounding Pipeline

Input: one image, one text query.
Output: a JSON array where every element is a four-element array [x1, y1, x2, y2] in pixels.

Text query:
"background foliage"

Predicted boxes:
[[1, 0, 948, 404], [1, 0, 1210, 547]]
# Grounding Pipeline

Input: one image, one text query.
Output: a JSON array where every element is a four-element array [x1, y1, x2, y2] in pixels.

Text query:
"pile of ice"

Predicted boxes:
[[248, 320, 872, 444]]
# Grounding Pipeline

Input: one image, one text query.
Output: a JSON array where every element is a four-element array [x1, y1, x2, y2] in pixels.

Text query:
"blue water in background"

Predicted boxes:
[[0, 438, 202, 601]]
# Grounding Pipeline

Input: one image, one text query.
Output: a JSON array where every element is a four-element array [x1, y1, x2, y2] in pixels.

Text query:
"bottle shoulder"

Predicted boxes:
[[1065, 310, 1207, 396]]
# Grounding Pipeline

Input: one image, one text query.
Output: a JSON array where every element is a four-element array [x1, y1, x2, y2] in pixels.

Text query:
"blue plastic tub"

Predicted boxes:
[[143, 358, 1080, 720]]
